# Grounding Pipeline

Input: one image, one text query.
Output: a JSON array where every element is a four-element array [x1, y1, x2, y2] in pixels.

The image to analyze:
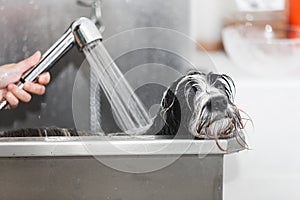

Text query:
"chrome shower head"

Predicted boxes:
[[0, 17, 102, 110], [72, 17, 102, 49]]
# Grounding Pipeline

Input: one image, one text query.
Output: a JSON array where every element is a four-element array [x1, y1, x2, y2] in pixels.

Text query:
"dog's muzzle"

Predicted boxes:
[[207, 95, 228, 112]]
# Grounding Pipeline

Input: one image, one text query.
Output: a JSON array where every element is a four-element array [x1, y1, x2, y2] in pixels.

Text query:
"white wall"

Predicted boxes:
[[190, 0, 237, 44], [209, 52, 300, 200], [225, 80, 300, 200]]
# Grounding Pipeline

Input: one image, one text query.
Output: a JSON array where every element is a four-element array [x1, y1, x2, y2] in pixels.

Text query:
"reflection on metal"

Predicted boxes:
[[0, 155, 223, 200], [0, 135, 244, 157]]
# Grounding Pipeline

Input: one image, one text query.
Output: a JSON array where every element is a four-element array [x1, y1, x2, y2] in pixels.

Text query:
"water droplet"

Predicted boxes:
[[41, 103, 47, 108], [38, 115, 41, 119], [29, 0, 34, 5], [0, 5, 5, 10]]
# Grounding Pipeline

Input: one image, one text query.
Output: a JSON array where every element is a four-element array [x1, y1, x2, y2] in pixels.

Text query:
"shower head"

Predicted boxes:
[[0, 17, 102, 110], [72, 17, 103, 49]]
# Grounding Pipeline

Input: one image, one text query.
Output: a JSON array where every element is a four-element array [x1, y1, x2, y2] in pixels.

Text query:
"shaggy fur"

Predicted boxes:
[[146, 71, 244, 140]]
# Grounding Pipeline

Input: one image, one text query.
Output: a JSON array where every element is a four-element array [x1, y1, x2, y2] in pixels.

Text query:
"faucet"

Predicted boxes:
[[0, 17, 102, 110]]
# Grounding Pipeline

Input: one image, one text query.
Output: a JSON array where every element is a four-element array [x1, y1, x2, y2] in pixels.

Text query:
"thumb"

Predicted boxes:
[[16, 51, 41, 73]]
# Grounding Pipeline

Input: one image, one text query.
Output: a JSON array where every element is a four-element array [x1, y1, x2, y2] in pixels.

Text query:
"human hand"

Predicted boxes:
[[0, 51, 51, 109]]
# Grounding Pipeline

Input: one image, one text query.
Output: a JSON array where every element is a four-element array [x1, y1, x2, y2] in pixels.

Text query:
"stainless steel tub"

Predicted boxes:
[[0, 135, 244, 200]]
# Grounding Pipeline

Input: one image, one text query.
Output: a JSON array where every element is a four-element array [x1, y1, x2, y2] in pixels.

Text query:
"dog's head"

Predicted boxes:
[[153, 71, 243, 139]]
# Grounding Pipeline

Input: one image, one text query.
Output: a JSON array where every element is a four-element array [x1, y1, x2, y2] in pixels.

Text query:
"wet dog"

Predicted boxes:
[[146, 71, 245, 143]]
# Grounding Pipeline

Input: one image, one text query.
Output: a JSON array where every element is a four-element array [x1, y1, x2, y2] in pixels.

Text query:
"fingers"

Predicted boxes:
[[37, 72, 51, 85], [0, 51, 49, 110], [17, 51, 41, 72], [3, 79, 48, 109], [5, 72, 49, 103], [4, 92, 19, 109], [23, 82, 46, 96], [7, 84, 32, 103]]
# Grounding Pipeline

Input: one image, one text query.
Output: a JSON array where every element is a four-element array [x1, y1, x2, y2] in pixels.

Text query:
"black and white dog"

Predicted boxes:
[[146, 71, 244, 141]]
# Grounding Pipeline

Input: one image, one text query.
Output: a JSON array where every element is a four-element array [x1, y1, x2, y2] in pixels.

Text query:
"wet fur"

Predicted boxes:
[[146, 71, 244, 140]]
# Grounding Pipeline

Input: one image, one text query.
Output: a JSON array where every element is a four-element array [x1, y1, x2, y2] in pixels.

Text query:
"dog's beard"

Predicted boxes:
[[189, 90, 242, 139], [190, 106, 236, 139]]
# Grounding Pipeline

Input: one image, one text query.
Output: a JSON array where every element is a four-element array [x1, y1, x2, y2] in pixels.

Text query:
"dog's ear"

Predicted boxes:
[[161, 75, 186, 110], [152, 75, 187, 135], [149, 72, 206, 136], [219, 74, 236, 101], [160, 73, 198, 110]]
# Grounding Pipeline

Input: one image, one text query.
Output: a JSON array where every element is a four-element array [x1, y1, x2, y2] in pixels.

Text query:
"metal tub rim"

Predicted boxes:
[[0, 135, 245, 157]]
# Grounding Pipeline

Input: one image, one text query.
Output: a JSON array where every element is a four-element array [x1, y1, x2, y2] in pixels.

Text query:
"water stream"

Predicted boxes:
[[83, 41, 152, 133]]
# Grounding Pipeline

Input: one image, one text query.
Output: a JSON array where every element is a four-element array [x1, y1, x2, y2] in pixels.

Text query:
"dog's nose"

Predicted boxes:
[[209, 96, 228, 112]]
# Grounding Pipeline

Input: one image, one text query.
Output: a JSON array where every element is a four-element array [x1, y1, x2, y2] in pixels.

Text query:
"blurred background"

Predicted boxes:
[[0, 0, 300, 199]]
